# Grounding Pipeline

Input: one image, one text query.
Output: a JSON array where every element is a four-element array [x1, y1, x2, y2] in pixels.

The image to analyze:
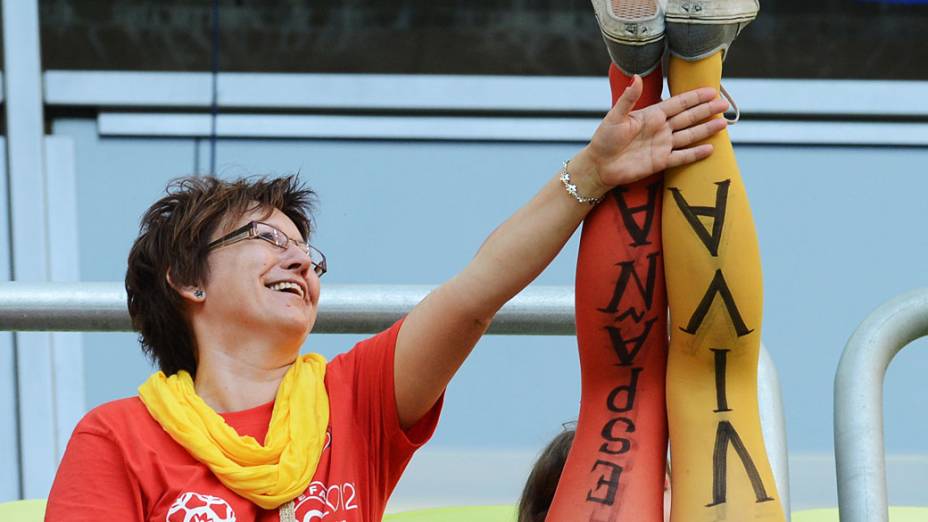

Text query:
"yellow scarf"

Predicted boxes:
[[138, 353, 329, 510]]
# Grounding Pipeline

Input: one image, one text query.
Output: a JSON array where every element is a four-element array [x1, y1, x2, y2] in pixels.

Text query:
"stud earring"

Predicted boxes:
[[194, 289, 205, 299]]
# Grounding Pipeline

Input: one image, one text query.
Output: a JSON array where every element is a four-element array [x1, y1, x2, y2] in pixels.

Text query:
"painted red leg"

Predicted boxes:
[[545, 64, 668, 522]]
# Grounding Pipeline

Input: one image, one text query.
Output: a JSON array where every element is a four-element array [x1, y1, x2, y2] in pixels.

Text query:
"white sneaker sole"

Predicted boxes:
[[594, 0, 665, 46]]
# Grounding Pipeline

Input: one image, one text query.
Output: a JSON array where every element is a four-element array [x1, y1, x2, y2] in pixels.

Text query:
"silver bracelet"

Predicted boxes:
[[559, 160, 604, 206]]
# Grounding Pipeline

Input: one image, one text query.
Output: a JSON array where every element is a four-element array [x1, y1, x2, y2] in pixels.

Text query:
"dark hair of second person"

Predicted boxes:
[[517, 428, 672, 522], [517, 429, 576, 522]]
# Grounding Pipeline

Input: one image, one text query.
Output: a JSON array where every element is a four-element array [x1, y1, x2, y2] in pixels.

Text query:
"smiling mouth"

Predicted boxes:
[[266, 281, 305, 300]]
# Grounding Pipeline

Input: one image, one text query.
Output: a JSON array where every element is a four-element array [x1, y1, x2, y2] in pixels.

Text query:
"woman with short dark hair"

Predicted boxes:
[[126, 176, 318, 378], [46, 76, 727, 520]]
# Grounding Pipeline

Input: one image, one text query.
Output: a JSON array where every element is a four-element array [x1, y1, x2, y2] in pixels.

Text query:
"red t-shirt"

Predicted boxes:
[[46, 320, 442, 522]]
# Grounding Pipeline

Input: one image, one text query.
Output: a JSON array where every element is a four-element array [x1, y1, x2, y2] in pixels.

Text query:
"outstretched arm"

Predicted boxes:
[[393, 78, 729, 429]]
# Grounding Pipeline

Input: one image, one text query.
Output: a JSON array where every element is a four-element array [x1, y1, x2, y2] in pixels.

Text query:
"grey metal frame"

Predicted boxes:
[[44, 137, 86, 464], [834, 287, 928, 522], [0, 137, 86, 501], [45, 71, 928, 147], [2, 0, 60, 500], [44, 72, 928, 117], [0, 282, 791, 513], [0, 140, 19, 501], [95, 112, 928, 146]]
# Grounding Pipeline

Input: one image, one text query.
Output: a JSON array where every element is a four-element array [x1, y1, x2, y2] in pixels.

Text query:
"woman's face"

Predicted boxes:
[[199, 207, 321, 348]]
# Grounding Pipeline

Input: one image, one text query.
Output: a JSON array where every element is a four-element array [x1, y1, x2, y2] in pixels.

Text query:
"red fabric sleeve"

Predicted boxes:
[[329, 318, 443, 494], [46, 425, 145, 521]]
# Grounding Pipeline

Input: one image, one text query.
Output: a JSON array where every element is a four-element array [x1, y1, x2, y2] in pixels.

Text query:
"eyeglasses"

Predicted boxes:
[[207, 221, 327, 277]]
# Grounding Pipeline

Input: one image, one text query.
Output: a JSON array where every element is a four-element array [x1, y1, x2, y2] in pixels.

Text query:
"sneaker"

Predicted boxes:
[[591, 0, 666, 76], [665, 0, 759, 61]]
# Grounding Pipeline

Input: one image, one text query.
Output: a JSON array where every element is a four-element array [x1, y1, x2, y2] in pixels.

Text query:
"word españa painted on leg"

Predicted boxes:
[[586, 259, 659, 506], [584, 184, 662, 508], [606, 317, 658, 367], [598, 251, 661, 319], [585, 314, 654, 506], [612, 180, 662, 247], [586, 367, 642, 505]]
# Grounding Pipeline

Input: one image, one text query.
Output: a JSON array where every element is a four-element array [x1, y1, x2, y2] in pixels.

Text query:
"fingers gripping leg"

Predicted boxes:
[[663, 53, 785, 522], [545, 64, 668, 522]]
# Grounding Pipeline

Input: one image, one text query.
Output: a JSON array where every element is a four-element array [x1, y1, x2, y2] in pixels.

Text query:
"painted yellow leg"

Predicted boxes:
[[664, 52, 785, 522]]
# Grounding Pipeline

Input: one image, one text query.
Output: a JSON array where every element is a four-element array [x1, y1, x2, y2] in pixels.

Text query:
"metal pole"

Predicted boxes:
[[0, 282, 577, 335], [758, 344, 791, 518], [834, 288, 928, 522]]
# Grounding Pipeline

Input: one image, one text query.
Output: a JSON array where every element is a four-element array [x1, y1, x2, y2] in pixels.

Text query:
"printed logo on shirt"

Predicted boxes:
[[166, 492, 237, 522], [292, 430, 359, 521], [293, 481, 359, 521]]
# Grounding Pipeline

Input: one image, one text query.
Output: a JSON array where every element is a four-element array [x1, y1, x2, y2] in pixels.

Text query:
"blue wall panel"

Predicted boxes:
[[54, 118, 928, 460]]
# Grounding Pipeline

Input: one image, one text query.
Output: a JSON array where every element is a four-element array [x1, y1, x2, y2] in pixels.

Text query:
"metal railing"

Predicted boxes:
[[0, 281, 790, 513], [0, 282, 574, 334], [834, 287, 928, 522]]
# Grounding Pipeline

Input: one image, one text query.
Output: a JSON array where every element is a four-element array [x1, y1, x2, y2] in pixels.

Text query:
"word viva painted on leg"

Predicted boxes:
[[585, 183, 661, 507], [670, 178, 774, 507], [704, 348, 774, 507]]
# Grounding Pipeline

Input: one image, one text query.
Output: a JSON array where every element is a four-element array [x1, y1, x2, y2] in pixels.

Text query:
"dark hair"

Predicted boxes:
[[517, 428, 575, 522], [125, 175, 316, 377]]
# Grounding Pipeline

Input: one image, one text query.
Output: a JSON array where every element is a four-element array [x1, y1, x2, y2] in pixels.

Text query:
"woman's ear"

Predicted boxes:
[[166, 269, 206, 303]]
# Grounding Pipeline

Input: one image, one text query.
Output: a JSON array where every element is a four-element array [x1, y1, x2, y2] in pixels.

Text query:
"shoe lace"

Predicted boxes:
[[720, 84, 740, 124]]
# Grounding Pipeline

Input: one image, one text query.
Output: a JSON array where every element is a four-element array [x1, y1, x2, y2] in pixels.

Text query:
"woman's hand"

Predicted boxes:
[[392, 76, 731, 429], [576, 75, 730, 193]]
